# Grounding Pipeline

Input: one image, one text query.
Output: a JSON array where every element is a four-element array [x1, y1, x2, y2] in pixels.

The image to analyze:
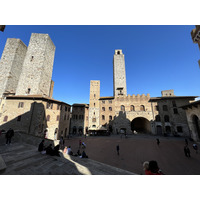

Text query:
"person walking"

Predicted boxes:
[[116, 144, 120, 155], [5, 128, 14, 145], [156, 138, 160, 146], [193, 143, 198, 154]]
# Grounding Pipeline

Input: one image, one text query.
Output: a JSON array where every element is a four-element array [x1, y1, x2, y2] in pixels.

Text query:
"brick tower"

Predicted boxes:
[[0, 38, 27, 98], [113, 49, 127, 97], [16, 33, 56, 97]]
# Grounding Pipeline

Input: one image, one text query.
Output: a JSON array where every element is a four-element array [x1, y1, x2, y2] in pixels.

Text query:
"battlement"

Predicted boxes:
[[116, 93, 150, 101]]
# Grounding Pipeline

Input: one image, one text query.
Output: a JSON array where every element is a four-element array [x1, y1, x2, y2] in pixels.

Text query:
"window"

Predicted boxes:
[[94, 94, 96, 98], [164, 115, 169, 122], [92, 118, 96, 122], [68, 107, 70, 112], [155, 115, 161, 122], [163, 105, 168, 111], [79, 115, 82, 120], [121, 105, 125, 111], [177, 126, 183, 133], [109, 107, 112, 111], [57, 115, 60, 121], [173, 108, 178, 114], [67, 114, 69, 120], [75, 115, 78, 120], [109, 115, 112, 121], [109, 100, 112, 104], [47, 115, 50, 121], [130, 105, 135, 111], [102, 115, 105, 120], [172, 100, 176, 107], [102, 107, 105, 111], [18, 102, 24, 108], [155, 106, 159, 111], [57, 104, 60, 110], [140, 105, 145, 111], [94, 103, 95, 107], [65, 106, 67, 111], [50, 103, 53, 109], [64, 114, 66, 120], [30, 56, 34, 61], [102, 100, 105, 104], [86, 116, 88, 121], [17, 115, 21, 122], [46, 103, 50, 109], [27, 88, 31, 94], [3, 116, 8, 122]]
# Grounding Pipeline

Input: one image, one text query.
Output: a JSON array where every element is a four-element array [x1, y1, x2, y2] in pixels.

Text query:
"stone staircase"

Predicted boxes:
[[0, 142, 135, 175]]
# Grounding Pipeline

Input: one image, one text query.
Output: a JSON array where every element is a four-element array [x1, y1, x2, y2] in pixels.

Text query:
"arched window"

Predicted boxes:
[[121, 105, 125, 111], [173, 108, 178, 114], [164, 115, 169, 122], [3, 116, 8, 122], [102, 115, 105, 120], [130, 105, 135, 111], [140, 105, 145, 111], [109, 115, 112, 121], [155, 115, 161, 122], [172, 100, 176, 107], [47, 115, 50, 121], [163, 105, 168, 111], [102, 107, 105, 111]]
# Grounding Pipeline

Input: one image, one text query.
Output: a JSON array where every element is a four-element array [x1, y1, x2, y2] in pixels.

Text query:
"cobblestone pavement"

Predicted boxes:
[[64, 134, 200, 175]]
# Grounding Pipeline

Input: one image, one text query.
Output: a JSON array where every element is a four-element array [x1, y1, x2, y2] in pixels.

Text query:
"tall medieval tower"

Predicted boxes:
[[16, 33, 56, 97], [89, 80, 100, 130], [0, 39, 27, 98], [113, 49, 127, 97]]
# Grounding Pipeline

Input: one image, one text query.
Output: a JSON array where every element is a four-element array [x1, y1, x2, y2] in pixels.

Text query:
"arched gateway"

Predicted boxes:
[[131, 117, 151, 134]]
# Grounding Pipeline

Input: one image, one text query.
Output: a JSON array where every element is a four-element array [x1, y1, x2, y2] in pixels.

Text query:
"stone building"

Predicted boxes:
[[0, 33, 71, 140], [191, 25, 200, 67], [86, 49, 197, 137], [178, 26, 200, 141], [0, 95, 70, 140], [70, 104, 89, 135]]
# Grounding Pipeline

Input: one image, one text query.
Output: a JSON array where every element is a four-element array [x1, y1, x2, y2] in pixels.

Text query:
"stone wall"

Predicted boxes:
[[16, 33, 55, 97], [113, 50, 127, 97], [0, 39, 27, 97]]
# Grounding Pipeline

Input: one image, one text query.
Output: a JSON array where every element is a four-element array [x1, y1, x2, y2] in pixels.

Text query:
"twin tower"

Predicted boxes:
[[0, 33, 55, 99]]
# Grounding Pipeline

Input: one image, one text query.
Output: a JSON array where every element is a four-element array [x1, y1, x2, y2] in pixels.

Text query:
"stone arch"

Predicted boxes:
[[78, 126, 83, 135], [131, 117, 151, 134], [73, 126, 77, 134]]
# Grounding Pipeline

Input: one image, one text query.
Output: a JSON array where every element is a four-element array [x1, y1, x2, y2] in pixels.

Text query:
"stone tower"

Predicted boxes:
[[16, 33, 56, 97], [113, 49, 127, 97], [89, 80, 100, 130], [0, 38, 27, 98]]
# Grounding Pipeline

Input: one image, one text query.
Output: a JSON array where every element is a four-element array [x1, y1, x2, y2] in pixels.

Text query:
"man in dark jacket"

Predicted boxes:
[[5, 128, 14, 145]]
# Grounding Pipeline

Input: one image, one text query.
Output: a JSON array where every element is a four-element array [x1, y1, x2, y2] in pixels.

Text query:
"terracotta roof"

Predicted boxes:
[[5, 95, 71, 106], [149, 96, 198, 102], [180, 100, 200, 109], [72, 103, 89, 107], [99, 96, 114, 100]]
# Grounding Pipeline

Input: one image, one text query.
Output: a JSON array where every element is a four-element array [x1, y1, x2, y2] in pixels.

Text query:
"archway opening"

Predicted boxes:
[[131, 117, 151, 134], [192, 115, 200, 139]]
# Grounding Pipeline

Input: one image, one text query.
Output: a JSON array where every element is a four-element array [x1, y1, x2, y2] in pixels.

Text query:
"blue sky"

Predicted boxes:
[[0, 25, 199, 105]]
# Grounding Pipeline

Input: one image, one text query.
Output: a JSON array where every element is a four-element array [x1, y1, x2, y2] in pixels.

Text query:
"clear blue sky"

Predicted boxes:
[[0, 25, 199, 105]]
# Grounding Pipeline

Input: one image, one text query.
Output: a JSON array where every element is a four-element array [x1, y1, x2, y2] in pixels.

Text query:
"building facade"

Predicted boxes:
[[0, 33, 71, 140], [86, 49, 196, 137], [70, 104, 89, 135]]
